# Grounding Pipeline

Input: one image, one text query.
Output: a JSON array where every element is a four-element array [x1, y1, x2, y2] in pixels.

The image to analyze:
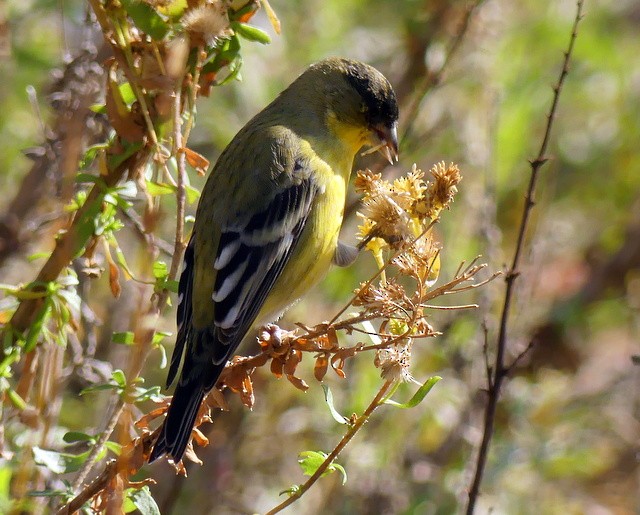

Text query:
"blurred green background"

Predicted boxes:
[[0, 0, 638, 513]]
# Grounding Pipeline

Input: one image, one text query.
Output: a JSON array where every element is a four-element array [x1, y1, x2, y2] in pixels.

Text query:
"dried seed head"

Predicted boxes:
[[182, 3, 232, 46], [354, 279, 407, 315], [375, 344, 413, 382], [424, 162, 461, 219]]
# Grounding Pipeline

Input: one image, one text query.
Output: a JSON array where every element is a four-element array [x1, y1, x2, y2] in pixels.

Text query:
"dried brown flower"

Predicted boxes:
[[424, 161, 462, 219], [182, 2, 232, 47]]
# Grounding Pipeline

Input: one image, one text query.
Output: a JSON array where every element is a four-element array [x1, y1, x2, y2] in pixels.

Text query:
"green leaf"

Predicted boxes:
[[152, 261, 169, 280], [322, 385, 349, 425], [32, 447, 96, 474], [298, 450, 327, 477], [107, 141, 144, 170], [218, 55, 243, 85], [0, 466, 11, 498], [112, 369, 127, 388], [105, 441, 122, 455], [185, 183, 201, 204], [279, 484, 301, 497], [62, 432, 95, 444], [128, 486, 161, 515], [231, 21, 271, 44], [24, 297, 52, 352], [155, 342, 167, 369], [157, 0, 186, 18], [112, 332, 135, 345], [298, 451, 347, 483], [383, 376, 441, 409], [146, 181, 175, 197], [80, 382, 120, 395], [164, 279, 179, 293], [204, 35, 240, 74], [80, 142, 110, 169], [75, 173, 101, 184], [131, 385, 164, 403], [123, 496, 137, 513], [152, 331, 171, 345], [152, 332, 171, 369], [331, 462, 348, 485], [120, 0, 169, 40], [27, 252, 50, 262]]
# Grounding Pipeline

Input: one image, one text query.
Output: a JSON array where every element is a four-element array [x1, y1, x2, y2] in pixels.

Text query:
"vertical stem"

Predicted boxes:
[[465, 2, 583, 512]]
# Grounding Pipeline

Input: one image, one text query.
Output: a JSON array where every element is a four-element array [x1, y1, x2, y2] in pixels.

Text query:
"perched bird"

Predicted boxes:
[[149, 57, 399, 463]]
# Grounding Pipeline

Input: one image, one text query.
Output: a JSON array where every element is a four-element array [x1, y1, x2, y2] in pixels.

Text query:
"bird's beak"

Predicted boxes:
[[373, 121, 399, 165]]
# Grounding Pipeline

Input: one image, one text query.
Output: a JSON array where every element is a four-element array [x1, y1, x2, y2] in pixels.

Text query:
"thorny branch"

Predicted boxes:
[[465, 2, 584, 512]]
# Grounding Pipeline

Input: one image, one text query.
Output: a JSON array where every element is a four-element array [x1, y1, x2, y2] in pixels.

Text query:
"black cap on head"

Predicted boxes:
[[342, 59, 399, 127]]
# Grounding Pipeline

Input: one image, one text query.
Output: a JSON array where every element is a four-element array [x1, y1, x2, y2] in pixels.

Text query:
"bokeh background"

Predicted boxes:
[[0, 0, 638, 513]]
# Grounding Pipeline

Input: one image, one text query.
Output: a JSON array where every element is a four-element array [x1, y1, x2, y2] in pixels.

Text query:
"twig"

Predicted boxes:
[[264, 380, 394, 515], [70, 403, 125, 495], [119, 207, 174, 257], [506, 341, 534, 373], [56, 431, 158, 515], [465, 2, 584, 513], [481, 323, 492, 390]]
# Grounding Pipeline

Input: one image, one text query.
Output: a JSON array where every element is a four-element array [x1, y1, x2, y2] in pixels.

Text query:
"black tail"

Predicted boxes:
[[149, 359, 225, 463]]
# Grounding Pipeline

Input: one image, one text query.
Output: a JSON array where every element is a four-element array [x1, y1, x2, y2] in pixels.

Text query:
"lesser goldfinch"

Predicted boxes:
[[150, 57, 398, 463]]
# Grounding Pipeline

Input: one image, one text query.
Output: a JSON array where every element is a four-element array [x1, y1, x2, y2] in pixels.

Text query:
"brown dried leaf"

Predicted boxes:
[[253, 352, 271, 367], [191, 427, 209, 447], [120, 438, 146, 475], [283, 349, 302, 376], [183, 442, 203, 465], [135, 405, 168, 429], [286, 374, 309, 392], [330, 346, 362, 379], [314, 355, 328, 382], [240, 375, 254, 408], [295, 337, 322, 352], [107, 261, 121, 298], [183, 147, 210, 175], [332, 365, 346, 379], [222, 359, 249, 392], [127, 478, 157, 489], [327, 326, 339, 348], [270, 357, 283, 378], [205, 388, 230, 411], [173, 459, 188, 476]]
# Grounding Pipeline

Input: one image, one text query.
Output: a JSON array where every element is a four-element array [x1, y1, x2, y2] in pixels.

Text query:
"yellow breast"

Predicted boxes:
[[255, 113, 368, 325]]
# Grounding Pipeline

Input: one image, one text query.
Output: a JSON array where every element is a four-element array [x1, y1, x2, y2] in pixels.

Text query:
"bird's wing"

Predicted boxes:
[[208, 174, 317, 364], [165, 236, 195, 387], [167, 129, 320, 387]]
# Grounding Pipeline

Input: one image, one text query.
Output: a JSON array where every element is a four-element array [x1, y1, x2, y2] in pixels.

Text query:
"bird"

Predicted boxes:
[[149, 57, 399, 463]]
